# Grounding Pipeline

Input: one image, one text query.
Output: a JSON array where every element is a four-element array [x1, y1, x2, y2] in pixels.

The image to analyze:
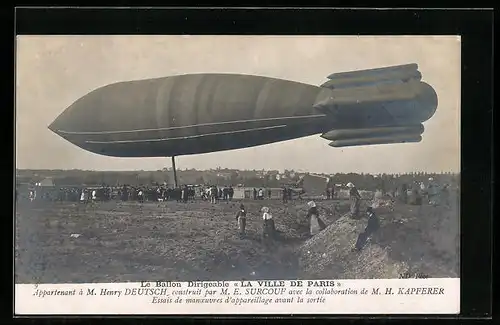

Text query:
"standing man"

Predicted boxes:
[[420, 181, 428, 203], [138, 189, 144, 203], [210, 185, 217, 204], [400, 183, 408, 204], [183, 185, 189, 203], [427, 177, 439, 206], [258, 188, 264, 200]]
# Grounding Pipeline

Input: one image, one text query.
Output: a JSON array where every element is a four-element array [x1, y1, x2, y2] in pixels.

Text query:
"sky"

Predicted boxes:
[[15, 35, 461, 174]]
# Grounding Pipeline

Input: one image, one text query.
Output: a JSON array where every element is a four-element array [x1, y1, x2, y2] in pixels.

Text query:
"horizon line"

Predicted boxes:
[[16, 168, 460, 174]]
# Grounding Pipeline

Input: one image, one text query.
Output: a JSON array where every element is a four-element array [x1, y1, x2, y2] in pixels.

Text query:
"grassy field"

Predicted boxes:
[[15, 196, 459, 284]]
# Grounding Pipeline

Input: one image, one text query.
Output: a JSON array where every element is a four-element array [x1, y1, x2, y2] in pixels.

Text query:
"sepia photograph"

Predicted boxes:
[[15, 35, 461, 314]]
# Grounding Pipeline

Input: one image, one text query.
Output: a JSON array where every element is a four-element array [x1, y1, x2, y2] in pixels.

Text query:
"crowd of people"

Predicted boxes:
[[203, 185, 235, 203], [22, 185, 198, 203], [19, 183, 304, 204], [18, 176, 451, 253]]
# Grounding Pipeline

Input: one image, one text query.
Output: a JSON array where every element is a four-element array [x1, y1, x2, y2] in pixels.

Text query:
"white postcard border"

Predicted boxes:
[[15, 278, 460, 315]]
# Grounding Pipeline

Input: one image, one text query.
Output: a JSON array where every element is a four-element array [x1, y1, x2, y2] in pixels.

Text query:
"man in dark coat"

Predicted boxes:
[[183, 185, 189, 203], [400, 183, 408, 204], [282, 187, 288, 203], [354, 207, 380, 251]]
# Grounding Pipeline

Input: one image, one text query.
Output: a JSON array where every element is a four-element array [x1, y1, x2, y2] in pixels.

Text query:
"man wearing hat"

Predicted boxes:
[[354, 206, 380, 251], [427, 177, 440, 206]]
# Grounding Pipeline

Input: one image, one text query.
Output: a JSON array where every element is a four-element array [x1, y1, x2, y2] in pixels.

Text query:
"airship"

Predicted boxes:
[[49, 63, 438, 158]]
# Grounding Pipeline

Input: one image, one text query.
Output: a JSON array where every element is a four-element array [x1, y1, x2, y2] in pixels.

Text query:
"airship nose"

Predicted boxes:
[[47, 85, 110, 140], [48, 115, 61, 135], [48, 115, 80, 155], [48, 108, 75, 140]]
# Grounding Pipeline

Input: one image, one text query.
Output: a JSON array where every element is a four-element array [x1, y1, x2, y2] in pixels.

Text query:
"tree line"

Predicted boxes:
[[16, 169, 459, 191]]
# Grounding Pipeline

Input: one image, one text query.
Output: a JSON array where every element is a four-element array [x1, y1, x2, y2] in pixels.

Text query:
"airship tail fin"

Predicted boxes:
[[322, 125, 424, 148], [320, 63, 421, 89], [313, 64, 437, 148], [327, 135, 422, 148]]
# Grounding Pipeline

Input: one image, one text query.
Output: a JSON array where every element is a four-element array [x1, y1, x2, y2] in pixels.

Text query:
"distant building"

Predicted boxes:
[[216, 172, 231, 180], [233, 187, 285, 200], [299, 174, 329, 197], [37, 177, 54, 187], [336, 189, 374, 200], [267, 170, 279, 177]]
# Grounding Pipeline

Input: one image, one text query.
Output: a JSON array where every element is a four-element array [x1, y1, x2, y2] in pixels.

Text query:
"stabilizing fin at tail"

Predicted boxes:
[[321, 63, 421, 89], [328, 134, 422, 148], [314, 63, 438, 148], [323, 124, 425, 148], [321, 124, 425, 141]]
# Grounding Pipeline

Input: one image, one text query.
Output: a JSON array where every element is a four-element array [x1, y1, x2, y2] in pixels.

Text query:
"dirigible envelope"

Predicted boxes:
[[49, 63, 438, 158]]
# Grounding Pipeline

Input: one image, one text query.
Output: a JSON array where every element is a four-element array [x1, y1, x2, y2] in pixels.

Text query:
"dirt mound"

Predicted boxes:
[[298, 215, 409, 279], [298, 200, 459, 279]]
